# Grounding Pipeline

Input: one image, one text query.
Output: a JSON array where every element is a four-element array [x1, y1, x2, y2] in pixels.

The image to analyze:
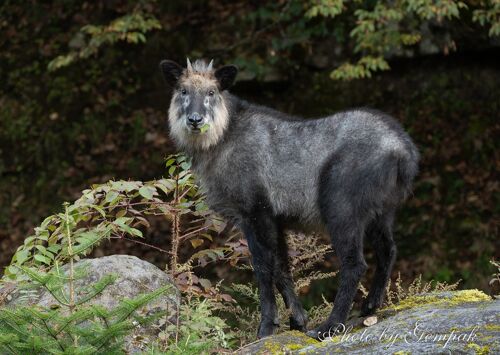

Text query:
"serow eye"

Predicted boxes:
[[208, 90, 215, 96], [181, 88, 187, 95]]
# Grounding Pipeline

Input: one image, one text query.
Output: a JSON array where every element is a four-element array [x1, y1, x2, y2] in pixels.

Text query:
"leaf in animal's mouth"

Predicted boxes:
[[199, 123, 210, 134]]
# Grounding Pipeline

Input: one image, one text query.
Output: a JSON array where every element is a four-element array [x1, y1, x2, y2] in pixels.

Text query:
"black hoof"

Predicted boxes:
[[306, 323, 346, 341], [306, 329, 323, 340], [257, 321, 279, 339], [290, 316, 307, 332], [361, 299, 379, 317]]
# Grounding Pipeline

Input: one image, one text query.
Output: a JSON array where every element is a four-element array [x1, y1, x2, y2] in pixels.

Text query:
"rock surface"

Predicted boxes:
[[2, 255, 179, 353], [238, 290, 499, 354]]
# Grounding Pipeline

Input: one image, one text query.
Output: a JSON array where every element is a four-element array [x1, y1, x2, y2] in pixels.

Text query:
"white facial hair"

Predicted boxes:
[[168, 92, 229, 151]]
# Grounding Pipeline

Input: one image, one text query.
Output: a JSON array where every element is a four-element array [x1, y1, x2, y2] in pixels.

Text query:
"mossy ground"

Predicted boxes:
[[260, 330, 319, 354], [382, 289, 491, 312], [467, 342, 490, 355]]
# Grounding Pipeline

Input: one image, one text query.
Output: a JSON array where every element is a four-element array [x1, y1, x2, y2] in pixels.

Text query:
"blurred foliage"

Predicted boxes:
[[48, 11, 161, 70], [0, 0, 498, 302]]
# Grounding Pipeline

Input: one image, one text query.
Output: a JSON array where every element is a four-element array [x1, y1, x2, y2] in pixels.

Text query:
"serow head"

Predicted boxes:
[[159, 58, 237, 149]]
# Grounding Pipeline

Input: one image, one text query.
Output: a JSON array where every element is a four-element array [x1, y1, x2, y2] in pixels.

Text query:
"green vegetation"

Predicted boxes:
[[0, 274, 171, 354], [1, 1, 498, 291], [2, 155, 239, 353], [0, 202, 173, 354], [1, 155, 344, 352], [0, 1, 498, 352]]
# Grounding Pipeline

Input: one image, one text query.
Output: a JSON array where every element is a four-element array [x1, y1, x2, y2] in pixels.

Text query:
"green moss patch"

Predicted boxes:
[[383, 289, 491, 312], [467, 342, 490, 355], [258, 331, 319, 354]]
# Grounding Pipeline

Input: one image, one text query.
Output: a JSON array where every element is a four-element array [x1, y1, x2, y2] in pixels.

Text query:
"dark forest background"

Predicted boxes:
[[0, 0, 498, 296]]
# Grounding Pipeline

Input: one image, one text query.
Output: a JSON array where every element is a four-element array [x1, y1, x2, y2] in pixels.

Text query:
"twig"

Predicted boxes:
[[170, 168, 181, 275], [178, 225, 211, 241], [109, 235, 170, 254], [63, 203, 78, 348]]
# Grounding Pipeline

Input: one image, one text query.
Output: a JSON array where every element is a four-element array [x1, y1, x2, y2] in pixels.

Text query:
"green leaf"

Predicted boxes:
[[105, 190, 119, 203], [155, 179, 175, 194], [34, 254, 51, 265], [73, 231, 106, 255], [46, 245, 62, 254], [113, 218, 143, 238], [200, 233, 213, 242], [168, 166, 176, 176], [35, 245, 54, 259], [139, 185, 155, 200], [115, 209, 127, 218], [91, 204, 106, 218], [199, 123, 210, 134], [14, 250, 30, 265]]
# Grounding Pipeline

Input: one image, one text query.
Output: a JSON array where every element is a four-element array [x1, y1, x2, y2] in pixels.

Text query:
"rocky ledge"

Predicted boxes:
[[238, 290, 499, 354]]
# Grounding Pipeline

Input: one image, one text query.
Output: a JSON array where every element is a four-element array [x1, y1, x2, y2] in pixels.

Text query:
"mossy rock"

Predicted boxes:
[[238, 330, 320, 354], [238, 290, 499, 354]]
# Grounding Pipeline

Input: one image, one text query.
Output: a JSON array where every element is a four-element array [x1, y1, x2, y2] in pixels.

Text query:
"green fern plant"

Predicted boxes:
[[384, 272, 460, 307]]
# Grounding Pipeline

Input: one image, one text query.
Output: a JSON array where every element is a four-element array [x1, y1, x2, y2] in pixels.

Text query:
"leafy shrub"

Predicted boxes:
[[1, 154, 250, 353], [5, 154, 225, 282], [0, 205, 173, 354]]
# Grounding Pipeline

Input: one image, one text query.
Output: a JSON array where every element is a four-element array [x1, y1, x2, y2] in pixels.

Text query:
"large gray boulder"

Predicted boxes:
[[238, 290, 499, 354], [2, 255, 179, 353]]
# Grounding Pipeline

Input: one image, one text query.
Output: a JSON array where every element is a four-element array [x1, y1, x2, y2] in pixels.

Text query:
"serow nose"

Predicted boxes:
[[188, 113, 202, 126]]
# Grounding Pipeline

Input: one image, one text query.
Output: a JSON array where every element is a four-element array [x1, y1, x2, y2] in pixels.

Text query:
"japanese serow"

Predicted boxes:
[[159, 58, 419, 339]]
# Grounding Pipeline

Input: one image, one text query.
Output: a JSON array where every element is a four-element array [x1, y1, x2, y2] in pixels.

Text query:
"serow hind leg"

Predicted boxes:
[[307, 218, 367, 340], [361, 212, 397, 316]]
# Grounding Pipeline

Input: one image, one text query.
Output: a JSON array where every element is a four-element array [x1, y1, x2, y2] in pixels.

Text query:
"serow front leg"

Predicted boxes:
[[242, 219, 279, 338]]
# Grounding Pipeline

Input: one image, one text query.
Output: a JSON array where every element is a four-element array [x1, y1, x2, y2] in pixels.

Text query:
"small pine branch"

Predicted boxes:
[[75, 274, 117, 305]]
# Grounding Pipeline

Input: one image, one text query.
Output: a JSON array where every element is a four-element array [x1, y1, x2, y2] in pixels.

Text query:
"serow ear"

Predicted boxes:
[[159, 60, 184, 87], [215, 65, 238, 91]]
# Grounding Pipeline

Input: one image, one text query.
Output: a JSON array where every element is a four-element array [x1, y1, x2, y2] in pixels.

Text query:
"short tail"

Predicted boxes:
[[397, 143, 420, 200]]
